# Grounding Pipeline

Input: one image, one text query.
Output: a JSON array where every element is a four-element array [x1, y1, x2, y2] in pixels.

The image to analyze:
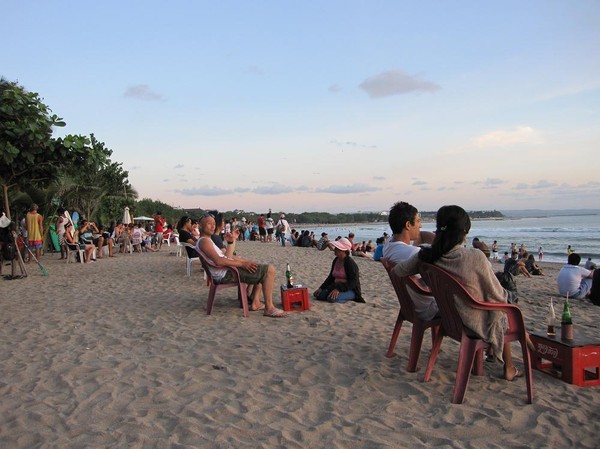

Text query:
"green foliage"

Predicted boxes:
[[0, 79, 135, 226], [132, 198, 181, 226]]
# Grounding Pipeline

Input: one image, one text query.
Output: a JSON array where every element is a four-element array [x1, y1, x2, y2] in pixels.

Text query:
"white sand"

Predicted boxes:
[[1, 241, 599, 448]]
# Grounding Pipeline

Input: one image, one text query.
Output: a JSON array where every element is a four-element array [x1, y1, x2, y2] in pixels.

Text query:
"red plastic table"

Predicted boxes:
[[531, 332, 600, 387]]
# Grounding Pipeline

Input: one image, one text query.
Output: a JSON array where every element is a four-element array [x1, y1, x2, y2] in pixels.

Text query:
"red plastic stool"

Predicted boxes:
[[281, 285, 310, 312]]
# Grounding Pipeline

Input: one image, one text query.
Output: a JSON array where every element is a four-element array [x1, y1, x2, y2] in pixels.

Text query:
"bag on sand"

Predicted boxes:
[[496, 271, 518, 303], [1, 241, 16, 261]]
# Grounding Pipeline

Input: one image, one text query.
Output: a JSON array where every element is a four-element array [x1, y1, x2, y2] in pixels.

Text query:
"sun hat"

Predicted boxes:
[[331, 237, 352, 252]]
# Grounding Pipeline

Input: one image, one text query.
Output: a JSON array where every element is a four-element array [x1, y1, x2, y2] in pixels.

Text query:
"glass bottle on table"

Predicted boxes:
[[286, 262, 294, 288], [561, 294, 573, 341], [547, 297, 556, 337]]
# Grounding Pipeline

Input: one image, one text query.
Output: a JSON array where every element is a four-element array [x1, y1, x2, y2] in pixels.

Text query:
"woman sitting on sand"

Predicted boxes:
[[525, 254, 544, 276], [313, 237, 365, 304], [393, 205, 533, 381]]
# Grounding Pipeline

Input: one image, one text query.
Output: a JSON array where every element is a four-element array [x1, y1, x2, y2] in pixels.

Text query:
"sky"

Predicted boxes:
[[3, 1, 599, 213]]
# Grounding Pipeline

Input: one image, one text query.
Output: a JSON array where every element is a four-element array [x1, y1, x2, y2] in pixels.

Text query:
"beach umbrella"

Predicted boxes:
[[133, 216, 154, 221], [123, 207, 132, 225]]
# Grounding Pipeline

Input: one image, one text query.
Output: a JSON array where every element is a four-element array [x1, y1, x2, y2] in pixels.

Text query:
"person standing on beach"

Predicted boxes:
[[492, 241, 499, 262], [276, 214, 290, 247], [25, 203, 44, 262], [154, 212, 165, 250], [56, 207, 68, 259], [196, 213, 287, 317], [538, 246, 543, 261], [257, 214, 266, 242], [382, 201, 437, 320], [265, 211, 274, 242]]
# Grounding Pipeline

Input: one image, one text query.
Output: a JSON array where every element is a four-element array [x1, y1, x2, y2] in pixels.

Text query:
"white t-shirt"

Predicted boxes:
[[382, 240, 438, 321], [265, 217, 274, 230], [197, 237, 228, 281], [557, 264, 592, 299]]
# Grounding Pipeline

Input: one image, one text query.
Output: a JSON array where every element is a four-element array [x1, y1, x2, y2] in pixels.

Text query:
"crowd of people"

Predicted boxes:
[[6, 206, 177, 266]]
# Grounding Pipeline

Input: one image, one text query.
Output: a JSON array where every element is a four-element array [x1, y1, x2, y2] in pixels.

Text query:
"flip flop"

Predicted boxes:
[[250, 304, 265, 312], [264, 308, 287, 318], [505, 366, 524, 381]]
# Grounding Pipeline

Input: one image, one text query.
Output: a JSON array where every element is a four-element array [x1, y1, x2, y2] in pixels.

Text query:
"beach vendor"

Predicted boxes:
[[313, 237, 365, 304]]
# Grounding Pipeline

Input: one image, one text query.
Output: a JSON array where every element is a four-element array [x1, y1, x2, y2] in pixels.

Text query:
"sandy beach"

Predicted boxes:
[[1, 242, 599, 448]]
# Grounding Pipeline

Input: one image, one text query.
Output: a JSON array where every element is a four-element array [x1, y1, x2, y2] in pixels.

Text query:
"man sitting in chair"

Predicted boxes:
[[382, 201, 438, 321], [196, 213, 287, 318]]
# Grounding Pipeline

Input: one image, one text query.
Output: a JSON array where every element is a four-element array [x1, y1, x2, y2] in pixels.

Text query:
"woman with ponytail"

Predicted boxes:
[[393, 205, 532, 381]]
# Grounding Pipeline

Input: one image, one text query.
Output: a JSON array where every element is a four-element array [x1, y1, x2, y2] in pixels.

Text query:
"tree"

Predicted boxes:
[[50, 134, 135, 223], [0, 78, 88, 218]]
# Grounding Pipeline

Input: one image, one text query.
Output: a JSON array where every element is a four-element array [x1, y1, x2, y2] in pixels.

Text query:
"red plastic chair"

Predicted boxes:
[[419, 263, 533, 404], [198, 252, 249, 318], [382, 259, 441, 372]]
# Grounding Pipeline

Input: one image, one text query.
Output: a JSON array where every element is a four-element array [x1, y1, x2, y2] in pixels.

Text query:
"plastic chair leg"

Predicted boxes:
[[424, 331, 444, 382], [407, 322, 427, 372], [452, 337, 480, 404], [385, 313, 404, 358], [520, 337, 534, 404]]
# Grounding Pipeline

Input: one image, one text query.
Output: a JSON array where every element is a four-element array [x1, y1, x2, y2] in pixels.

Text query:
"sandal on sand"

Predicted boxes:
[[505, 366, 524, 381], [250, 304, 265, 312], [264, 308, 287, 318]]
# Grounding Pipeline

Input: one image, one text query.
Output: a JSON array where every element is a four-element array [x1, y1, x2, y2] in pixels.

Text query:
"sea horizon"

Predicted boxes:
[[291, 213, 600, 265]]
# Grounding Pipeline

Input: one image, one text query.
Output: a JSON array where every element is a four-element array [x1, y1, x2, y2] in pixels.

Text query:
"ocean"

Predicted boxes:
[[299, 214, 600, 264]]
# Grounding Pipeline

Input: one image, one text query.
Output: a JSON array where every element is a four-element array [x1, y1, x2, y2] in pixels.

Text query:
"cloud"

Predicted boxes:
[[177, 186, 233, 196], [373, 176, 386, 181], [252, 184, 294, 195], [123, 84, 164, 101], [316, 183, 380, 194], [173, 164, 184, 169], [472, 126, 541, 147], [359, 69, 440, 98], [328, 83, 341, 93], [532, 179, 557, 189], [329, 139, 377, 149], [477, 178, 507, 189], [412, 180, 427, 186]]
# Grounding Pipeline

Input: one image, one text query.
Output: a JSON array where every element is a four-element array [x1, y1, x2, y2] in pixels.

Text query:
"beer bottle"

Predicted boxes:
[[561, 295, 573, 341], [546, 297, 556, 337], [561, 297, 572, 325], [286, 263, 294, 288]]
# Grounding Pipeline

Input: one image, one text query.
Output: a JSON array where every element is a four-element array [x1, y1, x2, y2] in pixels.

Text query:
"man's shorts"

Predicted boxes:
[[258, 227, 267, 236], [220, 264, 269, 285], [29, 240, 43, 249]]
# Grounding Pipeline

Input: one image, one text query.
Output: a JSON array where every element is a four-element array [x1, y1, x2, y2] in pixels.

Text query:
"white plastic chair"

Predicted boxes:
[[180, 242, 205, 279], [66, 243, 84, 264]]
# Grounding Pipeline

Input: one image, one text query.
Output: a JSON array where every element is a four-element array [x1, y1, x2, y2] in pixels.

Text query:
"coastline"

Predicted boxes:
[[1, 243, 599, 447]]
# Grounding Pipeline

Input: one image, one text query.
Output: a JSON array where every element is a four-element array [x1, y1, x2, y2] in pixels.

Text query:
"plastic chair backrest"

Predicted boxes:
[[419, 263, 466, 342], [382, 259, 431, 323]]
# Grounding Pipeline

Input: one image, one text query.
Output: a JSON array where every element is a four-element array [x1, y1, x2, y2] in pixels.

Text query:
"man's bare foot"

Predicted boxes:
[[504, 365, 523, 381]]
